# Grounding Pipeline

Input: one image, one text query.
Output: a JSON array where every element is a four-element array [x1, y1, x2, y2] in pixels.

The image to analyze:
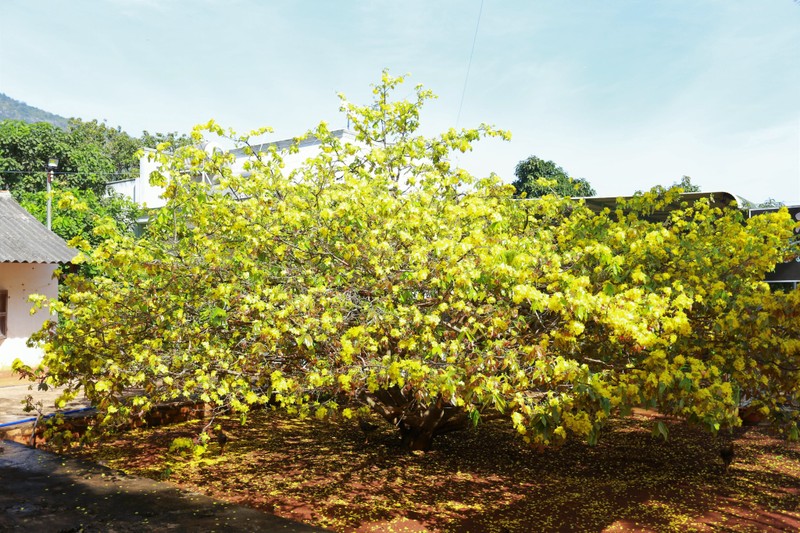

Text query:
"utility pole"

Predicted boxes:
[[46, 158, 58, 231]]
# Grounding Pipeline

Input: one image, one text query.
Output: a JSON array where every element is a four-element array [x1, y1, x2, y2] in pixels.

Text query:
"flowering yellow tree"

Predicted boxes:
[[25, 73, 800, 451]]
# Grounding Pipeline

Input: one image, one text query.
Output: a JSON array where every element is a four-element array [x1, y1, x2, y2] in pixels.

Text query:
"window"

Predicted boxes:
[[0, 289, 7, 338]]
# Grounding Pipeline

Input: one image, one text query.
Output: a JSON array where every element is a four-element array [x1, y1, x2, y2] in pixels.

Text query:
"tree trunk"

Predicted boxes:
[[399, 422, 437, 451], [364, 388, 479, 451]]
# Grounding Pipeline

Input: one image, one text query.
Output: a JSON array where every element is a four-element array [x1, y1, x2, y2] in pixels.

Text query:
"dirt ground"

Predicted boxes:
[[55, 409, 800, 532]]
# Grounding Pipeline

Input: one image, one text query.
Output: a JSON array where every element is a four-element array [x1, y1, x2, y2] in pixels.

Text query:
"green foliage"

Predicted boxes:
[[168, 436, 206, 458], [66, 119, 142, 181], [672, 175, 702, 193], [138, 130, 193, 153], [0, 117, 173, 246], [17, 188, 143, 246], [0, 118, 191, 196], [758, 198, 785, 208], [0, 119, 113, 195], [25, 72, 800, 453], [511, 155, 595, 198]]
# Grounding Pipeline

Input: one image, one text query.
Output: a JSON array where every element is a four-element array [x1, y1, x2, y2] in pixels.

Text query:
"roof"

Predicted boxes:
[[0, 191, 76, 264], [579, 191, 750, 222], [231, 129, 357, 157]]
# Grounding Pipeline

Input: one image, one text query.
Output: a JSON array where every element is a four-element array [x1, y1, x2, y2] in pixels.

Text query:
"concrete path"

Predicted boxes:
[[0, 380, 90, 425], [0, 441, 327, 532], [0, 375, 328, 532]]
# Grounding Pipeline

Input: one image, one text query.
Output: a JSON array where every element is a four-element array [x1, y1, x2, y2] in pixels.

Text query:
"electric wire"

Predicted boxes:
[[456, 0, 484, 130], [0, 169, 133, 178]]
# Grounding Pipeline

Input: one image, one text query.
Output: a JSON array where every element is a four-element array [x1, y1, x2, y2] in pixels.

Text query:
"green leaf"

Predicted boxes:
[[208, 307, 227, 326], [652, 421, 669, 441], [599, 397, 611, 416], [587, 428, 599, 447]]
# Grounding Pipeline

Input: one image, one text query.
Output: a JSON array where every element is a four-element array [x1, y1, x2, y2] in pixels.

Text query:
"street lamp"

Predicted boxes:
[[46, 158, 58, 231]]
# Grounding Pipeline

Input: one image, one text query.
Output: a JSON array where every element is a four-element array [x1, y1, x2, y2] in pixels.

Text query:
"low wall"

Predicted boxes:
[[0, 401, 214, 447]]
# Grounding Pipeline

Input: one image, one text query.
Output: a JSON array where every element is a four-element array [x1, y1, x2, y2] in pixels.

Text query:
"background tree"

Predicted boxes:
[[0, 118, 192, 195], [66, 119, 142, 181], [138, 130, 193, 152], [511, 155, 595, 198], [23, 73, 800, 454], [0, 118, 185, 244], [757, 198, 785, 208], [672, 175, 701, 192], [17, 189, 143, 247], [0, 119, 112, 195]]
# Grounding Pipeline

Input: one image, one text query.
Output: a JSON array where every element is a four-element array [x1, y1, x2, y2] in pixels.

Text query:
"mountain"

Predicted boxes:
[[0, 93, 69, 129]]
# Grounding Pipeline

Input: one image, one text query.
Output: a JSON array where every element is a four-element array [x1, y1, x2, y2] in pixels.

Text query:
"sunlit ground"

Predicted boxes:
[[61, 410, 800, 532]]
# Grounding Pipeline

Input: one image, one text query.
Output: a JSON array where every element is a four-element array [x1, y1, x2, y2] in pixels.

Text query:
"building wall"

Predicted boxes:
[[110, 132, 362, 210], [0, 263, 59, 369], [107, 149, 166, 209], [106, 177, 137, 203]]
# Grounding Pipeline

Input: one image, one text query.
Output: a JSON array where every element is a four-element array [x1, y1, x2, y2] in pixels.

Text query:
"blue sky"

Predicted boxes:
[[1, 0, 798, 204]]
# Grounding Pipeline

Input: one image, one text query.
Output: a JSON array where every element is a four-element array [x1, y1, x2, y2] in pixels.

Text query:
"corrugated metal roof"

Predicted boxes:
[[231, 129, 356, 157], [0, 191, 77, 263], [578, 191, 747, 222]]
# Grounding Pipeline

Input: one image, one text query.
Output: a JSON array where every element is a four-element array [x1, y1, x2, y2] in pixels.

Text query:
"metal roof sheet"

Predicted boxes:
[[577, 191, 748, 222], [231, 129, 357, 157], [0, 191, 77, 263]]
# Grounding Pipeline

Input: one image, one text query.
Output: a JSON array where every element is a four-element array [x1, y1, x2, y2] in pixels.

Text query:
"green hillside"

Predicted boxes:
[[0, 93, 68, 129]]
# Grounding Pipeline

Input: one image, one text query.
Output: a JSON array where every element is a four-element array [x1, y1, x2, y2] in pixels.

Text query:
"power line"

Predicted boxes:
[[456, 0, 484, 129], [0, 169, 133, 178]]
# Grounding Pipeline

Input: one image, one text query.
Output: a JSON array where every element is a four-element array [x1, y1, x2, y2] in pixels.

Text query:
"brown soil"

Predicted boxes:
[[57, 410, 800, 532]]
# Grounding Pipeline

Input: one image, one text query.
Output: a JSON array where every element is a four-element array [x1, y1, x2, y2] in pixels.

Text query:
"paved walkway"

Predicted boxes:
[[0, 379, 91, 425], [0, 441, 326, 532], [0, 376, 327, 532]]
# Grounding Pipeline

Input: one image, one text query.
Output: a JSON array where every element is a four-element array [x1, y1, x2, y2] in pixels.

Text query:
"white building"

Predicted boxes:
[[0, 191, 75, 369], [107, 129, 358, 210]]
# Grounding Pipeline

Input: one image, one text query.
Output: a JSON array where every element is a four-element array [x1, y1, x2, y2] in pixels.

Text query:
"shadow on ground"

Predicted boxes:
[[0, 440, 326, 532], [68, 410, 800, 532]]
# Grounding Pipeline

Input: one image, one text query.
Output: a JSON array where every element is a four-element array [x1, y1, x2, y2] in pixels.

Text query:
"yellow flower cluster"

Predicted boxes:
[[22, 72, 800, 450]]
